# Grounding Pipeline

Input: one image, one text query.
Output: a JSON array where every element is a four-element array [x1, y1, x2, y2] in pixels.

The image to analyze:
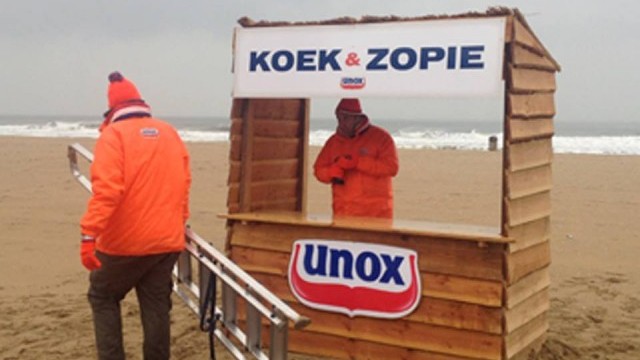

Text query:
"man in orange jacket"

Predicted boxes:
[[80, 72, 191, 360], [314, 98, 399, 219]]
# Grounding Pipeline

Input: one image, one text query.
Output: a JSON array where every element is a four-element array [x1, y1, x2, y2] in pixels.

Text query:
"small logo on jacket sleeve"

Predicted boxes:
[[140, 128, 160, 138]]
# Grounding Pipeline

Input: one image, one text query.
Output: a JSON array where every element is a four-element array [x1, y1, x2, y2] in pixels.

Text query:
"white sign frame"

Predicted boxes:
[[233, 17, 506, 98]]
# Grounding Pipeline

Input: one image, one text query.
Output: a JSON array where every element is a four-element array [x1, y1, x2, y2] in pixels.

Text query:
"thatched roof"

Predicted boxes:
[[237, 7, 515, 28], [236, 7, 560, 72]]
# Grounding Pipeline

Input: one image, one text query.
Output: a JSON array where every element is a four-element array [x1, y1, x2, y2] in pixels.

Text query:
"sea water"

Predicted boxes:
[[1, 115, 638, 155]]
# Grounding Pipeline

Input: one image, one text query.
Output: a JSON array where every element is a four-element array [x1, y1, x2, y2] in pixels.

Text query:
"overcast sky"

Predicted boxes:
[[1, 1, 638, 123]]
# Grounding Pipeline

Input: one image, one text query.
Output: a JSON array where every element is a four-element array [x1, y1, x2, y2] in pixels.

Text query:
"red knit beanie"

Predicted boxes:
[[335, 98, 363, 115], [107, 72, 141, 108]]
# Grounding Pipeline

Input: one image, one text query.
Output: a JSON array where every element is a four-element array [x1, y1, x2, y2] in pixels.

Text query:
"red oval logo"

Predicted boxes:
[[288, 240, 421, 318]]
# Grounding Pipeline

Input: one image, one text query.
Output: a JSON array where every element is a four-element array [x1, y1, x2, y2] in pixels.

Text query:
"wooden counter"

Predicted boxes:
[[221, 211, 525, 360], [220, 211, 513, 245]]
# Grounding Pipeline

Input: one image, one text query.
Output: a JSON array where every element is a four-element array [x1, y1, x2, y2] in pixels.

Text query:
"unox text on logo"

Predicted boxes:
[[288, 239, 421, 319], [139, 127, 159, 138], [340, 77, 366, 90]]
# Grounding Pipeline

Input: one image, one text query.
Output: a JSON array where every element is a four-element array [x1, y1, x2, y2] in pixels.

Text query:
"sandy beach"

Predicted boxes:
[[0, 136, 638, 359]]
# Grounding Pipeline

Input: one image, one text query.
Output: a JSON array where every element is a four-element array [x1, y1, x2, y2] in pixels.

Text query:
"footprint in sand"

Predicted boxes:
[[621, 296, 640, 320]]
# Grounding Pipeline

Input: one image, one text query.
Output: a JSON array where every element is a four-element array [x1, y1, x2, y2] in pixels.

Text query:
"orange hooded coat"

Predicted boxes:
[[80, 117, 191, 255], [81, 74, 190, 256], [314, 125, 398, 218]]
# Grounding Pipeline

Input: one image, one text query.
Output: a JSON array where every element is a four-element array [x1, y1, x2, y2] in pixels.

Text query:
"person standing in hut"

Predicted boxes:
[[79, 71, 191, 359], [314, 98, 399, 219]]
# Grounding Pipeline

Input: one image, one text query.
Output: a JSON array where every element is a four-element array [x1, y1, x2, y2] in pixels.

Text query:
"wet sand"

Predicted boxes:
[[0, 137, 638, 359]]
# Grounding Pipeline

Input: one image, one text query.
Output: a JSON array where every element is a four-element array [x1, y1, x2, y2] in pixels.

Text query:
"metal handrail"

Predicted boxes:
[[67, 143, 93, 192], [67, 142, 310, 360]]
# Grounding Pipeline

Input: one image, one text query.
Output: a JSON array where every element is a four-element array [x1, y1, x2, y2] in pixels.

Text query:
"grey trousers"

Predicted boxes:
[[88, 251, 180, 360]]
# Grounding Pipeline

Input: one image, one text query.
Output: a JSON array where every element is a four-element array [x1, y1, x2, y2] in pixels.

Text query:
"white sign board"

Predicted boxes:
[[232, 17, 506, 98]]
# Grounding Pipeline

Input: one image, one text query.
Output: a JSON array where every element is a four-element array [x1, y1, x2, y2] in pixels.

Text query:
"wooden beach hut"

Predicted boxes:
[[222, 8, 560, 360]]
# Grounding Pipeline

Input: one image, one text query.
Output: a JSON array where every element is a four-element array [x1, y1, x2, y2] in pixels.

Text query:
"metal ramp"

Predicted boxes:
[[67, 142, 310, 360]]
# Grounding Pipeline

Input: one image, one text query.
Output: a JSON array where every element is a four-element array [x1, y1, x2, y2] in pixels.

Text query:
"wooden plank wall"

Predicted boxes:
[[502, 14, 559, 360], [228, 221, 507, 360], [228, 98, 309, 213]]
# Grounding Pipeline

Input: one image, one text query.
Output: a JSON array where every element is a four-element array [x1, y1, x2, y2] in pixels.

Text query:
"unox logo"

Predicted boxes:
[[139, 127, 159, 138], [340, 77, 366, 90], [288, 239, 421, 318]]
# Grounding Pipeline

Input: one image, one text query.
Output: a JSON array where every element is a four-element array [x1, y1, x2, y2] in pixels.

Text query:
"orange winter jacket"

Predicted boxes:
[[314, 125, 398, 218], [80, 117, 191, 256]]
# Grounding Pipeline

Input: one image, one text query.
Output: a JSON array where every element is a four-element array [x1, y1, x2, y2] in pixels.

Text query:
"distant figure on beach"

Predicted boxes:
[[79, 72, 191, 359], [313, 98, 399, 219]]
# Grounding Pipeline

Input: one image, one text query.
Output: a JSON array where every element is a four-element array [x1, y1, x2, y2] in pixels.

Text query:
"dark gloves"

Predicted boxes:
[[329, 165, 345, 185], [330, 154, 359, 185]]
